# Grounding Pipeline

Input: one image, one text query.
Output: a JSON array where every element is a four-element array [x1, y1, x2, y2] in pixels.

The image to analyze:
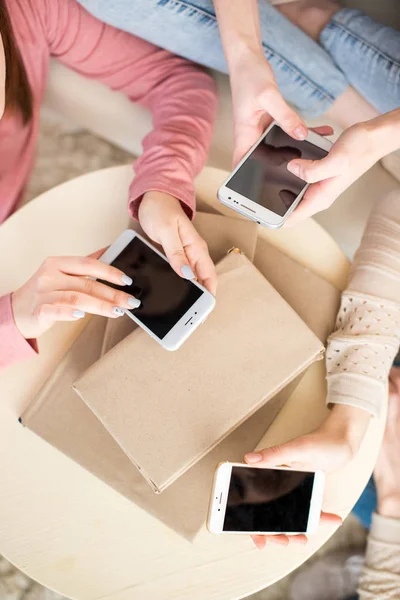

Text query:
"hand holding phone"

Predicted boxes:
[[100, 230, 215, 351], [208, 463, 325, 539], [11, 252, 138, 340], [138, 191, 217, 296], [218, 122, 332, 228]]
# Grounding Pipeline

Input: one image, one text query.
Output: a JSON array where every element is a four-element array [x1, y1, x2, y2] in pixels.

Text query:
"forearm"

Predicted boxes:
[[129, 62, 217, 220], [366, 108, 400, 159], [213, 0, 263, 66], [326, 191, 400, 418]]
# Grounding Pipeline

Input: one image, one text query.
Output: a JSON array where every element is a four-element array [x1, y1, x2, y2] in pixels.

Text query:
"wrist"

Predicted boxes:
[[226, 38, 264, 71], [139, 191, 181, 217], [365, 109, 400, 160], [214, 0, 262, 66], [323, 404, 370, 457], [377, 495, 400, 520]]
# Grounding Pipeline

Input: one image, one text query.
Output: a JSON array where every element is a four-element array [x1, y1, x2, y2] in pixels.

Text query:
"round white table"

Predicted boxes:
[[0, 166, 384, 600]]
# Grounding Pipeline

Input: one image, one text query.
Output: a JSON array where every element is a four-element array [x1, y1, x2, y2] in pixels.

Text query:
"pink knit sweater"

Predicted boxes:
[[0, 0, 217, 369]]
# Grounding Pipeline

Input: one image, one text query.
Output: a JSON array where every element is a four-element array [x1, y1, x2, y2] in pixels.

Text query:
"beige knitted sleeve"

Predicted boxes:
[[326, 190, 400, 418], [358, 513, 400, 599]]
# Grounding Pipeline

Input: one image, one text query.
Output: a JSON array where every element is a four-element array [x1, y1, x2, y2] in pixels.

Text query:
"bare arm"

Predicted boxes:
[[212, 0, 307, 164]]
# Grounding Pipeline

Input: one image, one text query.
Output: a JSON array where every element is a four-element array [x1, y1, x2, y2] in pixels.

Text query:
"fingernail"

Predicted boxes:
[[121, 274, 133, 286], [181, 265, 195, 280], [294, 126, 307, 140], [113, 307, 125, 316], [287, 161, 300, 177], [72, 310, 85, 319], [245, 452, 263, 463], [128, 297, 141, 309]]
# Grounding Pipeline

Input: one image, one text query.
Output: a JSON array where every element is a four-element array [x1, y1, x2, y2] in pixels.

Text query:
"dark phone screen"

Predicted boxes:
[[223, 467, 315, 533], [226, 125, 328, 216], [104, 237, 203, 340]]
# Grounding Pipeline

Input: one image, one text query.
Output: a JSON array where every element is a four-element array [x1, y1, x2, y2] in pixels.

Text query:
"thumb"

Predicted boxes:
[[245, 438, 312, 469], [287, 150, 349, 184], [157, 223, 195, 281], [320, 512, 342, 526], [233, 123, 264, 168], [260, 88, 307, 142]]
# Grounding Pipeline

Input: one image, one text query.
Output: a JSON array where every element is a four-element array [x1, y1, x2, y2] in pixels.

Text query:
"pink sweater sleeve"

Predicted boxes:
[[0, 295, 38, 369], [42, 0, 218, 219]]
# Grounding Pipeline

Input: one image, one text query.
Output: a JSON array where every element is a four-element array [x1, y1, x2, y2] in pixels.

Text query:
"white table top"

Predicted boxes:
[[0, 166, 383, 600]]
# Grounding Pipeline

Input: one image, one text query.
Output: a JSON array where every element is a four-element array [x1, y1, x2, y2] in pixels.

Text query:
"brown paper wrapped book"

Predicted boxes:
[[73, 251, 324, 493], [21, 212, 339, 539]]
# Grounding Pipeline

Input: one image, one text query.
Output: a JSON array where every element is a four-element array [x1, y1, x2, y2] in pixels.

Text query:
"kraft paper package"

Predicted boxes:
[[73, 251, 324, 493], [21, 210, 340, 539]]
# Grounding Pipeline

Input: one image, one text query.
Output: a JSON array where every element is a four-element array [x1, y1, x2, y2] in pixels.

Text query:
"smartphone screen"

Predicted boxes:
[[104, 237, 203, 340], [226, 125, 328, 217], [223, 466, 315, 533]]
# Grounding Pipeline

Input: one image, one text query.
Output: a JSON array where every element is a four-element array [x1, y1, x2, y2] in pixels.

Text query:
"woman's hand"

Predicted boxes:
[[243, 404, 370, 548], [285, 118, 390, 225], [12, 252, 140, 340], [212, 0, 307, 166], [138, 192, 217, 295], [230, 48, 308, 165]]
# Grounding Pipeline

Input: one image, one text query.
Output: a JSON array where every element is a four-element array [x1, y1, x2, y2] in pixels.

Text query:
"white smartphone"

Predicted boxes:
[[218, 122, 332, 228], [100, 229, 216, 351], [208, 462, 324, 536]]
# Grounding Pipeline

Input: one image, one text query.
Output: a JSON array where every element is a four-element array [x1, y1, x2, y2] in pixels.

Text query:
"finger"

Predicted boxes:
[[244, 440, 310, 469], [34, 303, 88, 331], [263, 535, 290, 546], [57, 275, 140, 310], [320, 512, 342, 525], [310, 126, 334, 137], [289, 535, 308, 545], [286, 176, 343, 225], [157, 224, 195, 282], [43, 291, 128, 319], [88, 247, 108, 260], [42, 256, 132, 286], [287, 151, 349, 184], [233, 122, 268, 168], [186, 233, 217, 295], [194, 252, 218, 296], [261, 88, 308, 141], [252, 535, 267, 550]]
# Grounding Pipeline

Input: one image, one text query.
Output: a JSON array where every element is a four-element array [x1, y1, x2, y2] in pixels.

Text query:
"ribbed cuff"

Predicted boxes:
[[129, 177, 195, 221], [326, 372, 386, 418], [371, 513, 400, 545]]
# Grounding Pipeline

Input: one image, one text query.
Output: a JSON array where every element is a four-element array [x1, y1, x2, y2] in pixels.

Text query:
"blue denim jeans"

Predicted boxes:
[[78, 1, 400, 117], [321, 9, 400, 113]]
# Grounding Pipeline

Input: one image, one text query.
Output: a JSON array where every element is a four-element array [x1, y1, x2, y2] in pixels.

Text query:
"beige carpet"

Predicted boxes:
[[0, 110, 367, 600]]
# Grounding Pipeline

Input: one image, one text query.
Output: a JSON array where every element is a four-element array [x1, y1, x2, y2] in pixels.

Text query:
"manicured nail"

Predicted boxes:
[[72, 310, 85, 319], [181, 265, 195, 280], [128, 297, 141, 309], [121, 274, 133, 286], [294, 126, 307, 140], [245, 452, 263, 463], [113, 307, 124, 316], [287, 161, 300, 177]]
